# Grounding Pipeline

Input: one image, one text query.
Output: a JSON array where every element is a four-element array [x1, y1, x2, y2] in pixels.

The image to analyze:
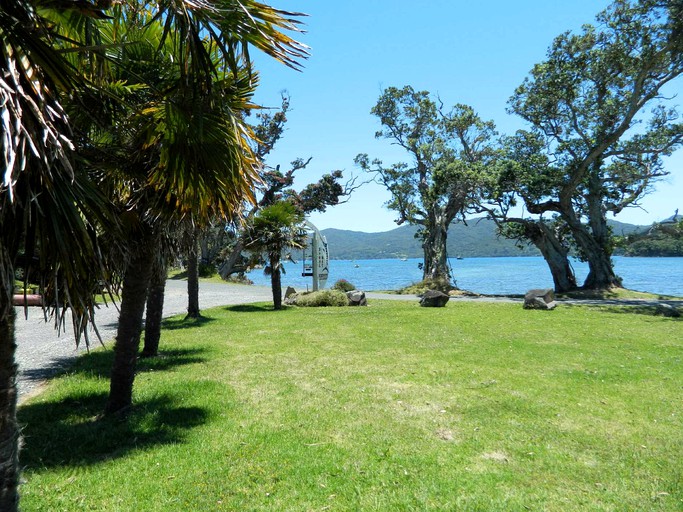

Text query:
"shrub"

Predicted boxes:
[[223, 273, 253, 285], [331, 279, 355, 292], [198, 263, 217, 278], [292, 289, 349, 307], [397, 278, 455, 295]]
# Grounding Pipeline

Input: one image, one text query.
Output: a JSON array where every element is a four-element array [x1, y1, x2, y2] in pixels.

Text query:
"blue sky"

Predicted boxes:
[[251, 1, 683, 232]]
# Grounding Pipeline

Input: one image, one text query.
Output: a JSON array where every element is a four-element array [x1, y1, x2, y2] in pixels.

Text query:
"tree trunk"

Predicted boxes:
[[0, 306, 19, 512], [200, 235, 210, 264], [218, 240, 245, 279], [582, 248, 622, 289], [270, 253, 283, 310], [524, 221, 577, 293], [141, 256, 167, 358], [582, 172, 622, 289], [186, 238, 200, 319], [105, 233, 155, 416], [421, 217, 451, 284], [563, 191, 621, 290]]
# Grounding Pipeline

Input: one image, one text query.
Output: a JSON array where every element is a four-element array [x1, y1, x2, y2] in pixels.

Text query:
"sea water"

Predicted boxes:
[[246, 256, 683, 297]]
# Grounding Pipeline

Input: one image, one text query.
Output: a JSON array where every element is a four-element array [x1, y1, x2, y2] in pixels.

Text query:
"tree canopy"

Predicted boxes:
[[357, 86, 497, 285], [492, 0, 683, 290]]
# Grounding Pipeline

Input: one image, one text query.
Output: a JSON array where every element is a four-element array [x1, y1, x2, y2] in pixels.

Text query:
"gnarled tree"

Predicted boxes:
[[357, 86, 497, 285], [508, 0, 683, 290]]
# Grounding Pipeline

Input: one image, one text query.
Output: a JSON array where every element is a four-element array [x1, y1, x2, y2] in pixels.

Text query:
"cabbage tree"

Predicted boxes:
[[242, 202, 306, 309]]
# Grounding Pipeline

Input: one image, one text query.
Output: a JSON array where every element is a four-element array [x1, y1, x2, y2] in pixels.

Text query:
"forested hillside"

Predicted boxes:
[[323, 218, 644, 260]]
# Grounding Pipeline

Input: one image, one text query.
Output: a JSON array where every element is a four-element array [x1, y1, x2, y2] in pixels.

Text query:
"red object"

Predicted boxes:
[[12, 295, 43, 307]]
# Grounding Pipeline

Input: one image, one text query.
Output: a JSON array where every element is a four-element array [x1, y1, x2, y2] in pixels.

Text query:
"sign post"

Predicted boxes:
[[301, 220, 329, 291]]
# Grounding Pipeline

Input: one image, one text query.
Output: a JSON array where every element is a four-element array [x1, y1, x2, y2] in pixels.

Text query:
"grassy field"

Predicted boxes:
[[18, 300, 683, 511]]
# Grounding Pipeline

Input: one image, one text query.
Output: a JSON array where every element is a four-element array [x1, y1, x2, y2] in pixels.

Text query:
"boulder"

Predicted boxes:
[[419, 290, 450, 307], [523, 288, 556, 310], [346, 290, 367, 306], [654, 304, 681, 318], [284, 286, 297, 299]]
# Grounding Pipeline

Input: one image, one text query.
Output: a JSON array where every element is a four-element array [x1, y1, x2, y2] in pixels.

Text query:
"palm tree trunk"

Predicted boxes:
[[0, 306, 19, 512], [141, 257, 167, 358], [271, 253, 283, 310], [186, 240, 200, 319], [105, 234, 155, 416]]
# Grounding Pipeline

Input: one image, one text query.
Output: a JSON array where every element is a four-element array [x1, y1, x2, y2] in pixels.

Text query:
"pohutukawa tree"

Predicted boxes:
[[481, 131, 579, 292], [357, 86, 497, 286], [506, 0, 683, 290]]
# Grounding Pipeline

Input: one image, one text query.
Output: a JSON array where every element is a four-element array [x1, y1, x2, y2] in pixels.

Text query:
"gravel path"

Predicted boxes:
[[14, 281, 681, 401]]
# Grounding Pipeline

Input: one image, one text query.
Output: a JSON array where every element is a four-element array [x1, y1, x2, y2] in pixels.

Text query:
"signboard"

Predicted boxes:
[[302, 220, 329, 291]]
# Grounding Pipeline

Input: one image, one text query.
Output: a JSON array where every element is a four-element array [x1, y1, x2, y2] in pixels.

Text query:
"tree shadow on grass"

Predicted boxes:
[[596, 305, 682, 319], [25, 347, 209, 382], [169, 270, 188, 280], [161, 315, 217, 330], [19, 392, 208, 470], [223, 304, 286, 313]]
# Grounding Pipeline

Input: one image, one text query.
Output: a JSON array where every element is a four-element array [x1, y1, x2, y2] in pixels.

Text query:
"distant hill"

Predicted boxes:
[[322, 217, 646, 260]]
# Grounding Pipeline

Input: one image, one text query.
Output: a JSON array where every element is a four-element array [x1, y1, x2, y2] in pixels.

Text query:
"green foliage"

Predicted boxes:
[[198, 263, 217, 278], [19, 301, 683, 511], [357, 86, 498, 281], [617, 220, 683, 256], [242, 201, 307, 265], [253, 94, 350, 215], [242, 201, 307, 309], [331, 279, 355, 292], [398, 277, 455, 295], [500, 0, 683, 288], [292, 289, 349, 307]]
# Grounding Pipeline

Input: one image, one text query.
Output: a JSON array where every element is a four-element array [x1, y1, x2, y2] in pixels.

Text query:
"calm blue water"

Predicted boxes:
[[246, 256, 683, 297]]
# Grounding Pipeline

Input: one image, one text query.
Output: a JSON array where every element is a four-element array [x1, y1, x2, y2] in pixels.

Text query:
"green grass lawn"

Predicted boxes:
[[18, 301, 683, 511]]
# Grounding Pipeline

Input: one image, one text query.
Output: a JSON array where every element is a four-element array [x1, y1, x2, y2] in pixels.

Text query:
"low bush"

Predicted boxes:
[[331, 279, 355, 292], [198, 263, 217, 278], [397, 277, 455, 295], [223, 273, 254, 285], [293, 289, 349, 307]]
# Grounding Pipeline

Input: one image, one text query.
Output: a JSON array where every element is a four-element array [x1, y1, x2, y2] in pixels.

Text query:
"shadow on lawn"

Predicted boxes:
[[224, 304, 281, 313], [161, 315, 217, 330], [593, 305, 682, 319], [34, 347, 210, 382], [19, 392, 208, 469]]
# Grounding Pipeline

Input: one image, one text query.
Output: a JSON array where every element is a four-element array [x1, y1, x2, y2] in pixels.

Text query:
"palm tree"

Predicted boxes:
[[1, 0, 307, 505], [141, 247, 171, 358], [0, 2, 116, 509], [242, 201, 307, 309], [82, 5, 307, 415]]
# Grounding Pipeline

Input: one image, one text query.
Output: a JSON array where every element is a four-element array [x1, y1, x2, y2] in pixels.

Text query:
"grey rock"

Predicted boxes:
[[347, 290, 367, 306], [654, 304, 681, 317], [284, 286, 297, 299], [524, 288, 556, 310], [419, 290, 450, 307]]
